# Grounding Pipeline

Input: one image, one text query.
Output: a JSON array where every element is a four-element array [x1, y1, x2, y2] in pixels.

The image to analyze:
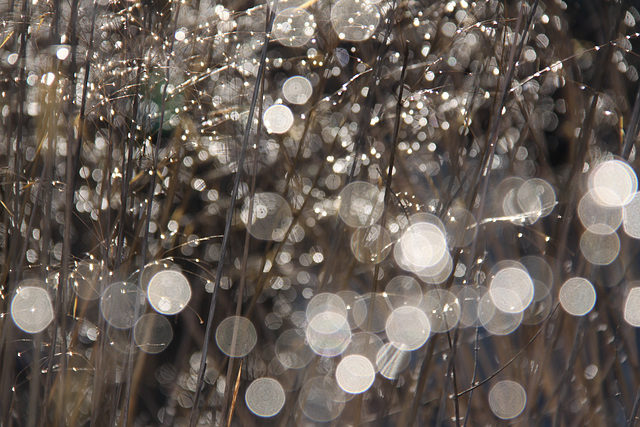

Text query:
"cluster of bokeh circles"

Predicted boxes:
[[12, 259, 192, 355], [4, 0, 640, 424]]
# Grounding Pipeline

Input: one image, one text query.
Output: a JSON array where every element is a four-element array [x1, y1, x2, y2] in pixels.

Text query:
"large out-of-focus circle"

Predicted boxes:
[[100, 282, 145, 329], [444, 206, 478, 247], [147, 270, 191, 315], [275, 329, 314, 369], [478, 290, 523, 335], [623, 192, 640, 239], [299, 377, 346, 422], [454, 285, 483, 328], [420, 289, 461, 332], [282, 76, 313, 105], [335, 355, 375, 394], [559, 277, 596, 316], [263, 104, 294, 134], [580, 229, 620, 265], [578, 189, 622, 234], [385, 306, 430, 351], [11, 286, 54, 333], [273, 7, 316, 47], [306, 293, 348, 321], [385, 276, 422, 308], [350, 225, 392, 264], [216, 316, 257, 357], [306, 293, 351, 357], [517, 178, 557, 219], [397, 222, 448, 271], [338, 181, 384, 228], [624, 286, 640, 327], [489, 266, 534, 313], [376, 343, 410, 379], [343, 332, 384, 369], [245, 378, 286, 417], [242, 192, 293, 241], [134, 313, 173, 354], [352, 292, 392, 333], [489, 380, 527, 419], [306, 311, 351, 357], [331, 0, 380, 42], [589, 159, 637, 207], [519, 256, 553, 288]]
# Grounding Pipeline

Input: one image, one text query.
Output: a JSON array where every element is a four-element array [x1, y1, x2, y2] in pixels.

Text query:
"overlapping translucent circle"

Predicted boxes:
[[335, 355, 375, 394], [519, 256, 553, 288], [489, 264, 534, 314], [624, 286, 640, 327], [589, 159, 637, 207], [306, 292, 348, 320], [241, 192, 292, 241], [516, 178, 557, 221], [282, 76, 312, 105], [386, 306, 430, 350], [338, 181, 384, 228], [215, 316, 257, 357], [245, 378, 286, 417], [580, 229, 620, 265], [478, 290, 523, 335], [376, 343, 410, 379], [522, 280, 553, 325], [489, 380, 527, 419], [275, 329, 314, 369], [498, 177, 556, 225], [146, 270, 191, 315], [578, 189, 622, 234], [11, 286, 54, 333], [331, 0, 380, 42], [559, 277, 596, 316], [273, 8, 315, 47], [343, 332, 384, 369], [306, 312, 351, 357], [385, 276, 422, 308], [420, 290, 460, 332], [623, 192, 640, 239], [454, 285, 483, 328], [306, 293, 351, 357], [352, 292, 392, 333], [134, 313, 173, 354], [263, 104, 294, 134], [299, 377, 346, 422], [100, 282, 145, 329], [350, 224, 392, 264], [444, 206, 477, 247], [395, 218, 450, 282]]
